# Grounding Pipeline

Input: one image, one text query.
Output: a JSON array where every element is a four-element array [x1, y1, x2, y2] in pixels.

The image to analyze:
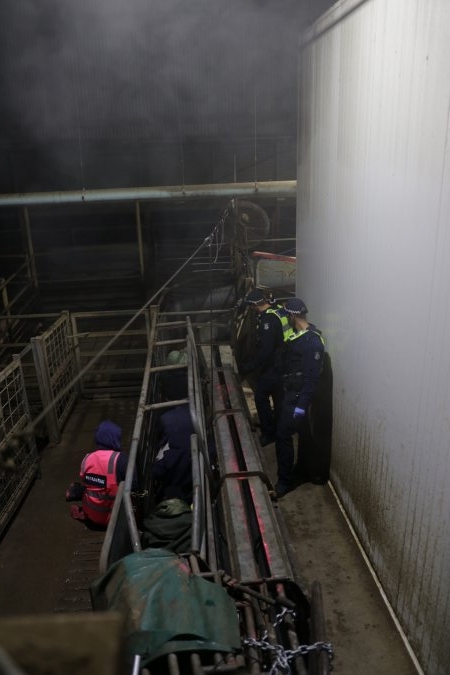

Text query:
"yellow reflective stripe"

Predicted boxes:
[[288, 328, 325, 346], [266, 307, 294, 341]]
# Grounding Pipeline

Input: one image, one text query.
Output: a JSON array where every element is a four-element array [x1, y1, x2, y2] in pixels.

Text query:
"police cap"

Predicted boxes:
[[284, 297, 308, 315], [244, 289, 266, 305]]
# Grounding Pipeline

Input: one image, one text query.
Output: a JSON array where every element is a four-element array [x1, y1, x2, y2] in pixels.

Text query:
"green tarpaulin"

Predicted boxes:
[[90, 549, 241, 666]]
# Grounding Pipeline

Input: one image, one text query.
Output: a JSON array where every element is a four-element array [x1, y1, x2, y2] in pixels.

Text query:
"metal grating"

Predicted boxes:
[[0, 357, 39, 536], [31, 313, 78, 442]]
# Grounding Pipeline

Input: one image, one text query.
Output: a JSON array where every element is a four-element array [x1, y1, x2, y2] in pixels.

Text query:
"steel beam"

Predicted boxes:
[[0, 180, 297, 207]]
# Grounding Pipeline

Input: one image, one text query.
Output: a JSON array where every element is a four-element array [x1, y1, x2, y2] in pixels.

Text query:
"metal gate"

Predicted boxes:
[[31, 313, 78, 443], [0, 355, 39, 537]]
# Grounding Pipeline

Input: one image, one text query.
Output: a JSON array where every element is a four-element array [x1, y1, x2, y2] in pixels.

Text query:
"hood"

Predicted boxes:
[[95, 420, 122, 451], [160, 403, 194, 450]]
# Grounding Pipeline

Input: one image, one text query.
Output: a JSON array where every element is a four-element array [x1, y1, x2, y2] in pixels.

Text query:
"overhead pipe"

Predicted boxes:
[[0, 180, 297, 208]]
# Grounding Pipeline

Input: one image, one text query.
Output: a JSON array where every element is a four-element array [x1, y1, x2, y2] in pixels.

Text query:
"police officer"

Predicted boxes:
[[274, 297, 325, 498], [241, 289, 292, 446]]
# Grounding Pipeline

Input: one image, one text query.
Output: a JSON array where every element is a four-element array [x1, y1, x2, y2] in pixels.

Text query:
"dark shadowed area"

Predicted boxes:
[[0, 0, 328, 193]]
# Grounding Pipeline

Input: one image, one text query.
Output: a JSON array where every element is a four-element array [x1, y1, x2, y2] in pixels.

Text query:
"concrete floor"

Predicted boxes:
[[0, 396, 419, 674], [0, 398, 138, 616], [241, 370, 420, 675], [270, 464, 418, 674]]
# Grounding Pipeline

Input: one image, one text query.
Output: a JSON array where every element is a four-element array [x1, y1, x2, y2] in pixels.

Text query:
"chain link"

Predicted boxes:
[[273, 606, 296, 627], [242, 634, 334, 674]]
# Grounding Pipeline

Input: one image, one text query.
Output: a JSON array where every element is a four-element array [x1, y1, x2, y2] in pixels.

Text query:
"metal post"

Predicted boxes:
[[1, 278, 9, 317], [191, 434, 203, 555], [69, 313, 85, 398], [0, 278, 12, 344], [31, 335, 61, 444], [144, 307, 152, 349], [131, 654, 141, 675], [135, 200, 145, 280], [22, 207, 38, 289]]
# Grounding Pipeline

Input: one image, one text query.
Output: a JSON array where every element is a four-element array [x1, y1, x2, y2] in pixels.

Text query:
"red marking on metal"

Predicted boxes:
[[249, 483, 273, 567], [251, 251, 296, 263]]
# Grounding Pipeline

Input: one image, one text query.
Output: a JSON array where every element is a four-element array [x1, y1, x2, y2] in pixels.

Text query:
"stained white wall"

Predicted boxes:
[[298, 1, 450, 673]]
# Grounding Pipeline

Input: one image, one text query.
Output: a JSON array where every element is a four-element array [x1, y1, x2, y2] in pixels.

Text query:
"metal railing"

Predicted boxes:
[[99, 329, 333, 674], [31, 313, 78, 443], [0, 304, 158, 534], [0, 354, 39, 537], [0, 261, 38, 363], [0, 261, 36, 317], [70, 309, 151, 397], [100, 307, 214, 573]]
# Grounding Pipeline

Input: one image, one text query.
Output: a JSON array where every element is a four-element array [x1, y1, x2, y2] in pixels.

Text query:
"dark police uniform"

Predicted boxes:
[[244, 304, 289, 443], [275, 324, 325, 494]]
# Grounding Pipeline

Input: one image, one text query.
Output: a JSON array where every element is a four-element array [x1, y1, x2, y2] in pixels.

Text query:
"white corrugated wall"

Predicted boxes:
[[298, 1, 450, 673]]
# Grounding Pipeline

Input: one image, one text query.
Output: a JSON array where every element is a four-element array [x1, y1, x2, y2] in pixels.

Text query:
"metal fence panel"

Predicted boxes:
[[0, 356, 39, 536], [71, 310, 149, 397], [31, 313, 78, 443]]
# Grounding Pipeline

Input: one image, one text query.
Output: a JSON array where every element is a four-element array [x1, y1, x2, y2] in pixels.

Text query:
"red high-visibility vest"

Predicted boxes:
[[80, 450, 120, 526]]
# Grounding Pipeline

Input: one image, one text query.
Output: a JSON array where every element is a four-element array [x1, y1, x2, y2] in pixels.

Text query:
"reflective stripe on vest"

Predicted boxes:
[[288, 327, 325, 346], [266, 307, 294, 341], [80, 450, 120, 526]]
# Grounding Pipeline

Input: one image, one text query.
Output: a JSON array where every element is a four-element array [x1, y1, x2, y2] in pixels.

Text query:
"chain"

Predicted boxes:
[[242, 635, 334, 674], [273, 606, 296, 627]]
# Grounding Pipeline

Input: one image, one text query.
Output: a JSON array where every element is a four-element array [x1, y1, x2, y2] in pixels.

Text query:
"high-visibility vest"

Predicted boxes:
[[288, 327, 325, 346], [80, 449, 121, 526], [282, 327, 325, 385], [266, 306, 294, 341]]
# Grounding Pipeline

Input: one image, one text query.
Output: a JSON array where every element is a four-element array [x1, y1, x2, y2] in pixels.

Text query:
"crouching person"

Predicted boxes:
[[151, 402, 195, 504], [66, 420, 129, 528], [151, 439, 193, 505], [141, 498, 192, 554]]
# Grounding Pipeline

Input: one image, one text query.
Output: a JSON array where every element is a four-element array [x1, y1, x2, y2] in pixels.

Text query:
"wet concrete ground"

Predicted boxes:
[[272, 467, 418, 674], [0, 396, 419, 674], [0, 398, 137, 616], [239, 364, 419, 675]]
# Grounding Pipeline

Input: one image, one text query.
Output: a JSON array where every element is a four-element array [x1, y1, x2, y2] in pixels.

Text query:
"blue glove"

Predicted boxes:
[[293, 406, 305, 419]]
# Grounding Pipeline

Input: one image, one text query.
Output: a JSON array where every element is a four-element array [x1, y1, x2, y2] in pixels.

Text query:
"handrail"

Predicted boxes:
[[100, 305, 215, 569], [121, 307, 160, 552], [187, 319, 207, 557], [187, 318, 213, 483]]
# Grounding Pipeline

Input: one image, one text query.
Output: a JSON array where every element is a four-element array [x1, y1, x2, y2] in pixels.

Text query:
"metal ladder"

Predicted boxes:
[[144, 312, 189, 413]]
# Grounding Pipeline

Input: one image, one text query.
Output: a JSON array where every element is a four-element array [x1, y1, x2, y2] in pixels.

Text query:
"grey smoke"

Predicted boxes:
[[0, 0, 335, 191], [0, 0, 305, 139]]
